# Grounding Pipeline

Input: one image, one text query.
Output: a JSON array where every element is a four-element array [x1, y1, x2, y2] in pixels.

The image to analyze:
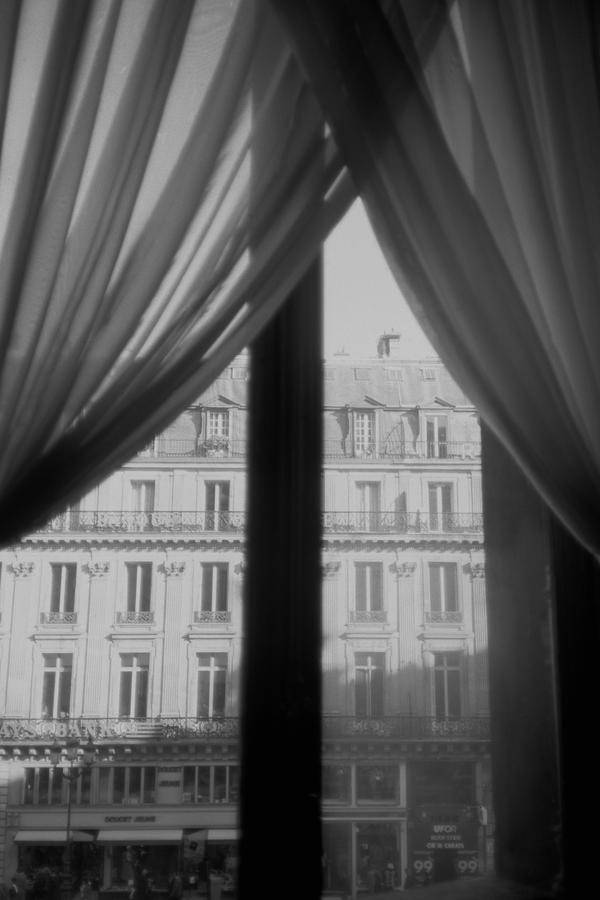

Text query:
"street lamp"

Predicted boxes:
[[50, 737, 95, 889]]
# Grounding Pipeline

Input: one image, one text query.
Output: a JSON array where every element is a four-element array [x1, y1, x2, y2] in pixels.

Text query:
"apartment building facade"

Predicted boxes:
[[0, 341, 490, 896]]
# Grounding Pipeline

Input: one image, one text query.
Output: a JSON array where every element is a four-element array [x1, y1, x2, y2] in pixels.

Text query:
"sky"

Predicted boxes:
[[323, 199, 436, 360]]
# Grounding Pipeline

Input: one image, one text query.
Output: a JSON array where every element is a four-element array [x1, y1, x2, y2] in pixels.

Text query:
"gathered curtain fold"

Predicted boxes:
[[0, 0, 354, 544], [272, 0, 600, 557]]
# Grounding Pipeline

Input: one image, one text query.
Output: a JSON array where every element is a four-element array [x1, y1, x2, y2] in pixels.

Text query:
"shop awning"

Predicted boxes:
[[207, 829, 239, 841], [96, 829, 183, 844], [13, 831, 94, 844]]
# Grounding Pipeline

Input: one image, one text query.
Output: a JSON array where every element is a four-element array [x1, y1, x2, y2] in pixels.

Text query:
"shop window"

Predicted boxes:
[[409, 761, 475, 807], [356, 765, 398, 802], [433, 652, 462, 718], [205, 481, 231, 530], [119, 653, 149, 719], [354, 563, 384, 622], [355, 652, 384, 718], [353, 411, 375, 457], [426, 416, 448, 458], [322, 765, 351, 803], [24, 768, 35, 804], [427, 563, 460, 623], [182, 765, 239, 803], [41, 653, 72, 719], [47, 563, 76, 623], [197, 653, 227, 718], [198, 563, 229, 622]]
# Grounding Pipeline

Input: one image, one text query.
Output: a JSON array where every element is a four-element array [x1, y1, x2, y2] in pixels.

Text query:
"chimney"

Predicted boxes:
[[377, 329, 401, 359]]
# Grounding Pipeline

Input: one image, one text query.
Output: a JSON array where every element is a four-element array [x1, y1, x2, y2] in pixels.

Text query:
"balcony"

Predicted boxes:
[[349, 610, 387, 624], [116, 611, 155, 625], [425, 610, 464, 624], [39, 611, 77, 625], [38, 510, 246, 535], [0, 716, 488, 744], [193, 610, 232, 623], [323, 716, 490, 740], [136, 438, 246, 459], [322, 511, 483, 534], [323, 439, 481, 462]]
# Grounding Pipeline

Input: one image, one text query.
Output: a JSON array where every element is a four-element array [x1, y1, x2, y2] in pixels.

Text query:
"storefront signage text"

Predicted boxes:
[[104, 816, 157, 823]]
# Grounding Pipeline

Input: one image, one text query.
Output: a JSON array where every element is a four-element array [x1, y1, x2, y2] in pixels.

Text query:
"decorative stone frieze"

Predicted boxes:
[[160, 561, 186, 577], [84, 561, 110, 577], [391, 561, 416, 579], [8, 561, 34, 578]]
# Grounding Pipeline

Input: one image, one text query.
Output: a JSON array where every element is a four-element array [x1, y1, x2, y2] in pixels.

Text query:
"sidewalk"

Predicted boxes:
[[325, 876, 555, 900]]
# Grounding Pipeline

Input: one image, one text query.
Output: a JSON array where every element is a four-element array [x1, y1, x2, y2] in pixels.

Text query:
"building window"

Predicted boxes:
[[355, 652, 384, 717], [197, 563, 229, 622], [120, 563, 153, 624], [433, 652, 462, 718], [425, 415, 448, 458], [353, 411, 375, 456], [356, 765, 399, 802], [427, 563, 460, 623], [197, 652, 227, 718], [130, 480, 155, 530], [322, 765, 351, 803], [205, 481, 230, 530], [119, 653, 149, 719], [42, 654, 72, 719], [182, 765, 239, 804], [428, 482, 452, 531], [356, 481, 381, 531], [47, 563, 76, 623], [353, 563, 385, 623]]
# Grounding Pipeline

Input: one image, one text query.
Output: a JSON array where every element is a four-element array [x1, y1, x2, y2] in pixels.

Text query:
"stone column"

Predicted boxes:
[[392, 560, 418, 714], [468, 561, 489, 713], [321, 561, 341, 712], [159, 561, 187, 717], [4, 562, 36, 716], [80, 561, 111, 716]]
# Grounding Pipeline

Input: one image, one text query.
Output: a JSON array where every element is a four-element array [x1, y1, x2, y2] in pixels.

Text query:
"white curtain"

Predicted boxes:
[[272, 0, 600, 557], [0, 0, 354, 543]]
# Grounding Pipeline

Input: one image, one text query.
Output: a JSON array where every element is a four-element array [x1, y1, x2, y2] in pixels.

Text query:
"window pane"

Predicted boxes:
[[135, 667, 149, 717], [197, 768, 210, 802], [356, 766, 398, 801], [143, 767, 156, 803], [322, 766, 351, 802], [97, 769, 111, 803], [214, 766, 227, 802], [113, 768, 125, 803], [119, 671, 132, 718]]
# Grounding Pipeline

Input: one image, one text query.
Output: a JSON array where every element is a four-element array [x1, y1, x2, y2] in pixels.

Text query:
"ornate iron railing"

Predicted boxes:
[[39, 611, 77, 625], [322, 716, 490, 739], [194, 610, 232, 623], [0, 717, 240, 742], [321, 511, 483, 534], [323, 440, 481, 462], [38, 511, 246, 534], [425, 610, 464, 624], [116, 611, 155, 625], [0, 716, 489, 744], [349, 610, 387, 624], [136, 439, 247, 458]]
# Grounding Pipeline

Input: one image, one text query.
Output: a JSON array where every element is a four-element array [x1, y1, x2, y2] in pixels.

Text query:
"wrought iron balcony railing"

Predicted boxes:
[[116, 611, 155, 625], [137, 438, 246, 458], [349, 610, 388, 624], [193, 610, 232, 623], [321, 511, 483, 534], [38, 510, 246, 534], [323, 440, 481, 462], [0, 716, 489, 744], [425, 610, 464, 624], [322, 716, 490, 740], [39, 611, 77, 625]]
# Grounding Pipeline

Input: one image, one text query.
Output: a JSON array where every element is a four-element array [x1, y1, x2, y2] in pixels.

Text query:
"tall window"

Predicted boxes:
[[50, 563, 76, 619], [126, 563, 152, 612], [433, 652, 462, 718], [42, 654, 72, 719], [207, 410, 229, 440], [426, 415, 448, 458], [197, 652, 227, 718], [205, 481, 230, 530], [354, 411, 375, 456], [428, 482, 452, 531], [199, 563, 229, 621], [356, 481, 380, 531], [428, 563, 459, 622], [355, 652, 384, 717], [131, 480, 155, 531], [354, 563, 384, 622], [119, 653, 149, 718]]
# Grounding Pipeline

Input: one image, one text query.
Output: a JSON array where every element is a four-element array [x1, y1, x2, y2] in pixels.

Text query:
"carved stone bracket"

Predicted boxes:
[[391, 562, 416, 579], [467, 562, 486, 580], [321, 561, 341, 579], [233, 561, 246, 576], [9, 561, 35, 578], [161, 561, 186, 577], [84, 562, 110, 577]]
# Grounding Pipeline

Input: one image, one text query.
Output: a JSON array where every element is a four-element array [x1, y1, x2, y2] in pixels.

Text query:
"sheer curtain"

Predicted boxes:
[[0, 0, 353, 544], [272, 0, 600, 558]]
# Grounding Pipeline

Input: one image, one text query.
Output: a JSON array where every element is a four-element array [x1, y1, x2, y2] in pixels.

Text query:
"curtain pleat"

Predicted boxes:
[[0, 0, 353, 543], [271, 0, 600, 557]]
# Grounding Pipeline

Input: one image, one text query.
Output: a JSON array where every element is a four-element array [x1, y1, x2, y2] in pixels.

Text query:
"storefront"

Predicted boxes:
[[322, 819, 403, 897], [407, 805, 480, 886]]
